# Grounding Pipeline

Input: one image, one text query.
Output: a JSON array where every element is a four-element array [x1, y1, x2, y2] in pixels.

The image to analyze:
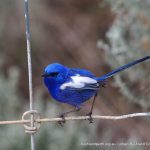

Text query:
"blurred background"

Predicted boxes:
[[0, 0, 150, 149]]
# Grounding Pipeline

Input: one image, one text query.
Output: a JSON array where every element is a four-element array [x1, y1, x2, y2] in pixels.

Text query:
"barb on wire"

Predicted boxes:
[[0, 112, 150, 125]]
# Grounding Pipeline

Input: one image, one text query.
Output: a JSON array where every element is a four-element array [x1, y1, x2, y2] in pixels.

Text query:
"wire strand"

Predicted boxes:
[[37, 112, 150, 122], [24, 0, 33, 114], [0, 112, 150, 125], [24, 0, 35, 150]]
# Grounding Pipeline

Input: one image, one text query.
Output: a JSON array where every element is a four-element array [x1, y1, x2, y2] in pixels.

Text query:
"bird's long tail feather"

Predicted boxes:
[[97, 55, 150, 81]]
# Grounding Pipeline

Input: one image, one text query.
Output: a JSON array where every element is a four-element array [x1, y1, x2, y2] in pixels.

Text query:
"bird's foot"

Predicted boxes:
[[86, 112, 94, 123], [58, 113, 66, 127], [99, 80, 106, 88]]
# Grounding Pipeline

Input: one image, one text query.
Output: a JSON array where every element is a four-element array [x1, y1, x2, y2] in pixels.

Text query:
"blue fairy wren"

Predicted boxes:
[[42, 56, 150, 123]]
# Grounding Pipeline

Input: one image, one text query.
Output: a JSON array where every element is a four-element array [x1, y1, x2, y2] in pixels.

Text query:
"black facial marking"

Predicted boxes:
[[50, 72, 59, 77]]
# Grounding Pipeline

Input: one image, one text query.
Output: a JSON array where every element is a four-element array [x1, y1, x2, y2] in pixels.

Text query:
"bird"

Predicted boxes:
[[42, 56, 150, 123]]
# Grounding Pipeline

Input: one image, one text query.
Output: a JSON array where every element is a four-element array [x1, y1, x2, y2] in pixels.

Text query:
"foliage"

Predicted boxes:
[[97, 0, 150, 108]]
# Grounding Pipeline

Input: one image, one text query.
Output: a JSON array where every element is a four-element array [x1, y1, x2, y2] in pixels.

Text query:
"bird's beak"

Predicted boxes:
[[42, 73, 47, 77]]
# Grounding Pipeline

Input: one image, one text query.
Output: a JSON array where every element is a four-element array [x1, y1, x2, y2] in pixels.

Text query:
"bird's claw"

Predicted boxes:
[[58, 114, 66, 127], [100, 80, 106, 88], [86, 112, 94, 123]]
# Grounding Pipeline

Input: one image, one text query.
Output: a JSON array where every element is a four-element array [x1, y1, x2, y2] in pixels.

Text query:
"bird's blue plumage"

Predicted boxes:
[[43, 64, 97, 107], [42, 56, 150, 108]]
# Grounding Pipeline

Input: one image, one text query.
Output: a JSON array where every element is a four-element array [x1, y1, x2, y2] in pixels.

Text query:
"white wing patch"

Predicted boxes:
[[60, 75, 97, 90]]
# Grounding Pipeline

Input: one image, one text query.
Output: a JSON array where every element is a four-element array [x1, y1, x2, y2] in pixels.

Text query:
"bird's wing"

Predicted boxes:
[[60, 75, 100, 90], [71, 68, 95, 78]]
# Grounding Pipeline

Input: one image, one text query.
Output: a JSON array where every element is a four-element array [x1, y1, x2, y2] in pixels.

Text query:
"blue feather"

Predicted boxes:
[[96, 56, 150, 80]]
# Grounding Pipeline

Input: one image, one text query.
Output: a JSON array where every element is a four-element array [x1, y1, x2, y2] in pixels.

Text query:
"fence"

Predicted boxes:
[[0, 0, 150, 150]]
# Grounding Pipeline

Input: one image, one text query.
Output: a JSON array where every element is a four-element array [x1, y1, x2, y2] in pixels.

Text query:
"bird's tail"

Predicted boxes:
[[96, 55, 150, 81]]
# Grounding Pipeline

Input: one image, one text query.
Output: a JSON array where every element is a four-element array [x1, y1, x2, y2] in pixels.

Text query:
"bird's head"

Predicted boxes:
[[42, 63, 68, 86]]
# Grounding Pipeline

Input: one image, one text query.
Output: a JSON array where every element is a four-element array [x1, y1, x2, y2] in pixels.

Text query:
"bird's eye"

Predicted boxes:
[[50, 72, 59, 77]]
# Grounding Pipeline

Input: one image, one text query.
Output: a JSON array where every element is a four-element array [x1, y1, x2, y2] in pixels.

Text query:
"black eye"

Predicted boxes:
[[50, 72, 59, 77]]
